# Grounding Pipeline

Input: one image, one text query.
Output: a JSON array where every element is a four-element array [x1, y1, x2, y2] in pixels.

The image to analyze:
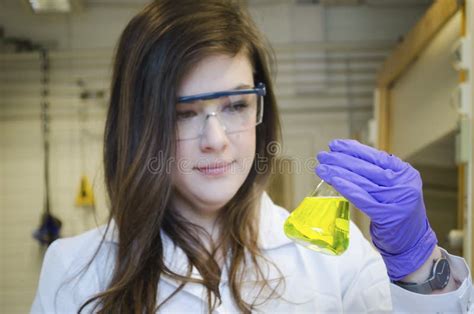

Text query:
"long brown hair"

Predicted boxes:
[[80, 0, 282, 312]]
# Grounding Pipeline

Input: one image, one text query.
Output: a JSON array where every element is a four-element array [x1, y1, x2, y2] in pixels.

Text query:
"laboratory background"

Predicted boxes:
[[1, 0, 473, 312]]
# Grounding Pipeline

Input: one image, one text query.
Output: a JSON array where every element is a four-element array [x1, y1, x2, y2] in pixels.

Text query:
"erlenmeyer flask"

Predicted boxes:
[[283, 180, 350, 255]]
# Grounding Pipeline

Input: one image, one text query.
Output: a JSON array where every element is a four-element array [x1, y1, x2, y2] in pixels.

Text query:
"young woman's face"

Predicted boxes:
[[171, 52, 257, 219]]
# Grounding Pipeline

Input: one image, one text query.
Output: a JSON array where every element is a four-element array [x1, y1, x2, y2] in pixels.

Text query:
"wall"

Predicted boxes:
[[0, 1, 427, 48], [0, 51, 111, 313], [390, 11, 461, 160]]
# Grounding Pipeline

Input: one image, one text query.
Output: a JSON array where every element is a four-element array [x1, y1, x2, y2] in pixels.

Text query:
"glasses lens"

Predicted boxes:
[[176, 100, 205, 140], [176, 92, 263, 140], [219, 94, 258, 133]]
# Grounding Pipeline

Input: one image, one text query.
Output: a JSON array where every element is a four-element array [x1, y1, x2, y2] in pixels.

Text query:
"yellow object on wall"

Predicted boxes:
[[75, 176, 95, 207]]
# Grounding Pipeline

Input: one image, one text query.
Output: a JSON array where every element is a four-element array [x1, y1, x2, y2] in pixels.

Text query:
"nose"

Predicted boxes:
[[199, 114, 229, 152]]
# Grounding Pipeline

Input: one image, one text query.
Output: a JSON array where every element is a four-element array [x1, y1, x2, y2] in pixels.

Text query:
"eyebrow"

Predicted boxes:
[[179, 83, 253, 97], [233, 83, 253, 90]]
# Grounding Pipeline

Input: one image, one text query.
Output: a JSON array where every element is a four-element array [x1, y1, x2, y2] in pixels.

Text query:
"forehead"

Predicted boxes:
[[178, 53, 254, 97]]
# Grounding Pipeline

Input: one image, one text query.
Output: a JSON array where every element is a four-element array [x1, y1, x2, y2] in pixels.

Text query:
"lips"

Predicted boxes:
[[195, 161, 235, 176]]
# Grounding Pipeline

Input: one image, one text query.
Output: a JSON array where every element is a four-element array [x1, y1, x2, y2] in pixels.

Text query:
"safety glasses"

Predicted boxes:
[[176, 83, 266, 141]]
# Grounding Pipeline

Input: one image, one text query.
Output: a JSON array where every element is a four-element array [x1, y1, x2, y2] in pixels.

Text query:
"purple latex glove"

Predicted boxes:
[[315, 139, 437, 281]]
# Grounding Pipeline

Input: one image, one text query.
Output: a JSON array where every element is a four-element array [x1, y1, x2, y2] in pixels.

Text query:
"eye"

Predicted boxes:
[[176, 110, 197, 120], [223, 101, 249, 113]]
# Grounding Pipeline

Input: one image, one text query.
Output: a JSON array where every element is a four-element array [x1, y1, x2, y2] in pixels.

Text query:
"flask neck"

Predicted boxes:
[[311, 180, 341, 197]]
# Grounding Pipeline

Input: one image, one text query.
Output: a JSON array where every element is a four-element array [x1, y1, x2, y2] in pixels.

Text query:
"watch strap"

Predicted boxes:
[[393, 251, 450, 294], [394, 277, 436, 294]]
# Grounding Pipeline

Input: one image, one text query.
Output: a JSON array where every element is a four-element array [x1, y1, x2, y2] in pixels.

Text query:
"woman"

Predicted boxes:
[[31, 0, 473, 313]]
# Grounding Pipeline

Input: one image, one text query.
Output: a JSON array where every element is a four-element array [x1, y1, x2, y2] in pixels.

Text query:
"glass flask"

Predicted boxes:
[[283, 180, 350, 255]]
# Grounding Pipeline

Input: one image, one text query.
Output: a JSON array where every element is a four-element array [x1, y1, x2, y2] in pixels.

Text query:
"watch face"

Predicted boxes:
[[431, 259, 450, 289]]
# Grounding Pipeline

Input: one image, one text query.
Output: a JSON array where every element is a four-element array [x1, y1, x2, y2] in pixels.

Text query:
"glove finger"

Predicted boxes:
[[328, 139, 406, 171], [371, 184, 419, 205], [317, 151, 397, 187], [316, 164, 381, 193], [317, 164, 418, 205], [327, 176, 381, 219]]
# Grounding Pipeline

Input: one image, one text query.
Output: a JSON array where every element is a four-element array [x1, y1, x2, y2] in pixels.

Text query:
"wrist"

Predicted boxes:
[[372, 223, 437, 281], [400, 246, 441, 283], [396, 246, 460, 294]]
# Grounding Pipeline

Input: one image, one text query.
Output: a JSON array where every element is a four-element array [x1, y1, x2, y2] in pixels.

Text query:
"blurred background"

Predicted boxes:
[[0, 0, 473, 312]]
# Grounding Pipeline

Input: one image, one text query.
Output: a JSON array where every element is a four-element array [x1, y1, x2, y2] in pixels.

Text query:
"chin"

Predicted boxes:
[[194, 188, 239, 210], [202, 193, 235, 207]]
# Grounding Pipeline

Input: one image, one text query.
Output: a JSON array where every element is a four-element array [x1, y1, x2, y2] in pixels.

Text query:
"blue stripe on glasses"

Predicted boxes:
[[177, 82, 266, 103]]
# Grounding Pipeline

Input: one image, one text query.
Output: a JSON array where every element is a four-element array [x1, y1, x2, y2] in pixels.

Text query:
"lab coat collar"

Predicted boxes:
[[104, 192, 291, 302], [100, 192, 291, 301], [102, 192, 292, 250], [101, 220, 206, 300], [101, 221, 198, 275]]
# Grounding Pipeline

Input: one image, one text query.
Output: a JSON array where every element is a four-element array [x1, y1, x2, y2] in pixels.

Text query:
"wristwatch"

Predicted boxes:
[[394, 252, 451, 294]]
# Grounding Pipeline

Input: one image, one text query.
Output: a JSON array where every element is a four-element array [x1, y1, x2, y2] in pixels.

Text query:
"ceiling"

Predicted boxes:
[[251, 0, 433, 6], [37, 0, 434, 8], [0, 0, 434, 11]]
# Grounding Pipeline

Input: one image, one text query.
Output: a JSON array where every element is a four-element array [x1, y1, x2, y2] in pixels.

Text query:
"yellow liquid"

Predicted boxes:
[[284, 196, 350, 255]]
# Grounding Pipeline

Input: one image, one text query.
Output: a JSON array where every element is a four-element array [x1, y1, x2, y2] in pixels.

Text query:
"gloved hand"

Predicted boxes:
[[315, 139, 437, 281]]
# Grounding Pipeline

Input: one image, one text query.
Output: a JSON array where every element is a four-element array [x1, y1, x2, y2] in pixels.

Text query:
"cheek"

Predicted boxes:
[[233, 129, 257, 167], [247, 128, 257, 153], [248, 134, 257, 160], [171, 142, 194, 182]]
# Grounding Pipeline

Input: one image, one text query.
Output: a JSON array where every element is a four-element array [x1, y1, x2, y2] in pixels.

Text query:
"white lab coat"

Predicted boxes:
[[31, 192, 473, 313]]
